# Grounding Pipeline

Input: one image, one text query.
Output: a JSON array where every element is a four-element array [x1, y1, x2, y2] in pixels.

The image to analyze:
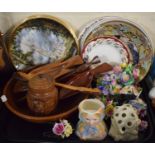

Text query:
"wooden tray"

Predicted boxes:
[[0, 77, 154, 142]]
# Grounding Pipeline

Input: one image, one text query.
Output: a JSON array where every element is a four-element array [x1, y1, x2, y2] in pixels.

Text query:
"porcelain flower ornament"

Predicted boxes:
[[97, 63, 141, 96], [52, 120, 73, 138]]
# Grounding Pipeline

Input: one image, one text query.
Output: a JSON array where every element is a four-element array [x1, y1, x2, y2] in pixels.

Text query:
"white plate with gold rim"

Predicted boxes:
[[82, 36, 131, 68]]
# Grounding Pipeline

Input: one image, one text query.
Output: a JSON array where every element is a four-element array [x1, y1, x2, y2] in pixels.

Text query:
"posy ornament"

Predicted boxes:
[[97, 63, 141, 96], [52, 120, 73, 138]]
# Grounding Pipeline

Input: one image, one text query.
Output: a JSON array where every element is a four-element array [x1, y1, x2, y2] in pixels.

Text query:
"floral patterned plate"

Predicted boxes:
[[7, 15, 79, 70], [78, 16, 115, 50], [82, 36, 131, 68], [79, 17, 154, 81]]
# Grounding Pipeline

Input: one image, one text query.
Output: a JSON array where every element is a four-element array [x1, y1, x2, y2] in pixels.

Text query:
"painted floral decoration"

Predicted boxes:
[[52, 120, 73, 138], [13, 28, 66, 70]]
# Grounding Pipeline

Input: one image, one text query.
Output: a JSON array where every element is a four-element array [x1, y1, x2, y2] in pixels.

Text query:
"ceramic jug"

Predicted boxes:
[[76, 98, 107, 140]]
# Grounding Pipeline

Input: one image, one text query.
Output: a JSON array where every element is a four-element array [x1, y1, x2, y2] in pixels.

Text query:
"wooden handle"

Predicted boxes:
[[55, 82, 101, 94], [17, 67, 74, 81], [17, 72, 33, 80], [0, 47, 5, 69], [17, 55, 83, 80], [90, 63, 113, 75], [15, 72, 101, 94], [29, 55, 83, 76]]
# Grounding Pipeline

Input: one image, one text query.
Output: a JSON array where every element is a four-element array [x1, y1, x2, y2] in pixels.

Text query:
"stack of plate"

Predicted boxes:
[[78, 16, 154, 82]]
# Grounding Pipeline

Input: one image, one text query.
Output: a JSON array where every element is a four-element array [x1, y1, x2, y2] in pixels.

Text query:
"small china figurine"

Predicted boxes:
[[76, 99, 107, 141]]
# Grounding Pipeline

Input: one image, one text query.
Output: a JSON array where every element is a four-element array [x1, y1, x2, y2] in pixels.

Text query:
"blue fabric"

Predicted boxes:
[[83, 126, 98, 137]]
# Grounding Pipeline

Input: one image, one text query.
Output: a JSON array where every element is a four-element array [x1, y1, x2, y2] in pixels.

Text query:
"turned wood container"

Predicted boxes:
[[27, 75, 58, 115]]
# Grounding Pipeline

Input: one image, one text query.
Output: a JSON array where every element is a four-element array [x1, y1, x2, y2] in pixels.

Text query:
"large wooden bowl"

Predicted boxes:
[[3, 77, 87, 123]]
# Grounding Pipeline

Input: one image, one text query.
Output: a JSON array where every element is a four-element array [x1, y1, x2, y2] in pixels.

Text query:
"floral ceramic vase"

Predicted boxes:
[[76, 99, 107, 141]]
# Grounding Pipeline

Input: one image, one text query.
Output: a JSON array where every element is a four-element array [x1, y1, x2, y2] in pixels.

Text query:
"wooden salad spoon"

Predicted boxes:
[[22, 55, 84, 79], [16, 71, 101, 94]]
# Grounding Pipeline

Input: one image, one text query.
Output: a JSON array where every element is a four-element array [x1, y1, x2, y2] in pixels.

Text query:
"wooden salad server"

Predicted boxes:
[[19, 55, 84, 80], [15, 71, 101, 94], [14, 55, 113, 99], [59, 63, 113, 99]]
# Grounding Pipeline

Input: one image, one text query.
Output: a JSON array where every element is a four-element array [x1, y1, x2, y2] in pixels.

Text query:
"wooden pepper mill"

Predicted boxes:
[[27, 74, 58, 115]]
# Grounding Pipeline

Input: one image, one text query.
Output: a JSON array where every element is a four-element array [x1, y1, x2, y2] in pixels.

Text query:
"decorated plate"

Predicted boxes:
[[82, 36, 131, 68], [7, 15, 79, 70], [79, 16, 114, 50], [79, 17, 154, 81]]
